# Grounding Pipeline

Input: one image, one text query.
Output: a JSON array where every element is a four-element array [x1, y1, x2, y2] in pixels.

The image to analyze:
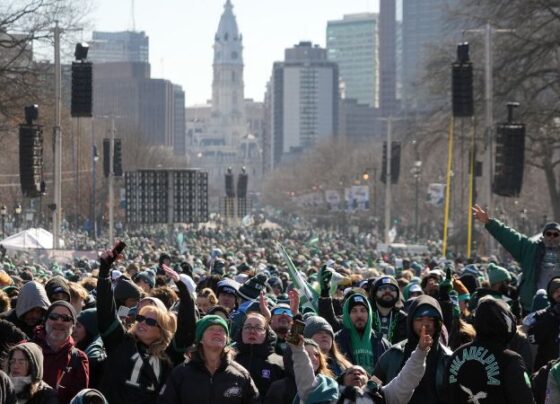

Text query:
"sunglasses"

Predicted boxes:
[[48, 313, 73, 322], [545, 232, 560, 238], [271, 307, 293, 317], [378, 285, 398, 292], [136, 314, 159, 327]]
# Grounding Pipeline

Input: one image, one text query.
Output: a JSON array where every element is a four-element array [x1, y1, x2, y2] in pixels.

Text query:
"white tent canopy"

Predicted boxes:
[[0, 228, 65, 251]]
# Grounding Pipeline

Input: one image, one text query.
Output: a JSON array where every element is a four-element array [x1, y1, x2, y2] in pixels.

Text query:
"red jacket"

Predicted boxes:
[[35, 328, 89, 404]]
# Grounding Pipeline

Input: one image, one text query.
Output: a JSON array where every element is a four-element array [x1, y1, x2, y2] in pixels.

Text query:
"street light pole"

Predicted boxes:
[[51, 22, 62, 248], [0, 205, 6, 238]]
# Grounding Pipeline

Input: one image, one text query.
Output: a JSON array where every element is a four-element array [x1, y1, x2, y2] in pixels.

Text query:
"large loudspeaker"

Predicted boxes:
[[71, 62, 93, 117], [493, 123, 525, 197], [452, 43, 474, 117], [237, 172, 248, 198], [19, 124, 43, 197], [225, 172, 235, 198]]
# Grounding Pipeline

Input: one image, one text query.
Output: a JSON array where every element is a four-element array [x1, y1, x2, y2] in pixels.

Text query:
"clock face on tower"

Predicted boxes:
[[231, 51, 238, 59]]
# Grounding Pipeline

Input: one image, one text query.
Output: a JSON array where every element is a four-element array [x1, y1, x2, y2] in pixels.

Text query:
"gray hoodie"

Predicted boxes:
[[15, 281, 50, 319]]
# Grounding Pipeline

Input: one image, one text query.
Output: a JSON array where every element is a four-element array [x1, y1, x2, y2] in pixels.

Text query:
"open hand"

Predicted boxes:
[[161, 264, 180, 282], [472, 204, 490, 224]]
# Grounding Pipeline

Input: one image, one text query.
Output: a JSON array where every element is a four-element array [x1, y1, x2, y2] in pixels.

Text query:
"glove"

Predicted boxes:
[[439, 267, 452, 300], [320, 265, 333, 297]]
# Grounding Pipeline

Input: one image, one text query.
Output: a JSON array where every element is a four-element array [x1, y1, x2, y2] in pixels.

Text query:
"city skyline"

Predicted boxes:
[[90, 0, 380, 106]]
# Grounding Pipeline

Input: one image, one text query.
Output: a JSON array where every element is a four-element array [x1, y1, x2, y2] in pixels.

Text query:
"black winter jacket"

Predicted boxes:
[[234, 329, 284, 399], [445, 297, 535, 404], [158, 353, 259, 404]]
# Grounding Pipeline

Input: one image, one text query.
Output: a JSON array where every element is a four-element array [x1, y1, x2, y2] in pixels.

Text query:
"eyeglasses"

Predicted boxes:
[[271, 307, 293, 317], [47, 313, 73, 322], [242, 324, 266, 333], [545, 232, 560, 238], [136, 314, 159, 327]]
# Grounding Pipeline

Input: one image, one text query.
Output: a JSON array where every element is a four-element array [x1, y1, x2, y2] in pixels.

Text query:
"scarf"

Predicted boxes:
[[342, 297, 375, 375]]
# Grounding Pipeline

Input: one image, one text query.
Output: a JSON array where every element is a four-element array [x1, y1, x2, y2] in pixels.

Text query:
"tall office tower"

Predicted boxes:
[[270, 42, 339, 168], [327, 13, 378, 108], [211, 0, 245, 148], [379, 0, 397, 116], [401, 0, 459, 112], [89, 31, 149, 63]]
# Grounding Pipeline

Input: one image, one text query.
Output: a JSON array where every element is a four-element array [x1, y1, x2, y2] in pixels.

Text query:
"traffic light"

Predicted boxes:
[[493, 103, 525, 197], [71, 61, 93, 117], [380, 141, 401, 184], [103, 139, 110, 177], [113, 139, 123, 177], [19, 124, 43, 197], [452, 43, 474, 118]]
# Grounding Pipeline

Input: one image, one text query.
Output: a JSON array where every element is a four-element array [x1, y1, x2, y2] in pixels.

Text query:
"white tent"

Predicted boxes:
[[0, 228, 65, 251]]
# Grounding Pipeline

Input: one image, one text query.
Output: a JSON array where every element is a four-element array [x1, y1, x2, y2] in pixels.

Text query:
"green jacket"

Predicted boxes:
[[485, 219, 544, 312]]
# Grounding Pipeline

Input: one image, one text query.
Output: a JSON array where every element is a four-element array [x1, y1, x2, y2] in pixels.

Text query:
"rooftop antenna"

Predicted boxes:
[[130, 0, 136, 31]]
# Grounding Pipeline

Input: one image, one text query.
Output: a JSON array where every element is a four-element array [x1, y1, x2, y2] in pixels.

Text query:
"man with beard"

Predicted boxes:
[[269, 304, 293, 354], [368, 276, 407, 344], [33, 301, 89, 404], [473, 204, 560, 313], [335, 293, 390, 376]]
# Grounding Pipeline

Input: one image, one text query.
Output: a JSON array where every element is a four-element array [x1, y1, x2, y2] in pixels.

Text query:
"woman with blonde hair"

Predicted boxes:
[[96, 249, 177, 404], [196, 288, 218, 315]]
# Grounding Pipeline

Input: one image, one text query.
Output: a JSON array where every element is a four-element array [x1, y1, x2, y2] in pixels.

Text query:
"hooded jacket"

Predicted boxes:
[[0, 319, 27, 367], [368, 276, 408, 344], [335, 295, 390, 376], [69, 388, 108, 404], [157, 351, 259, 404], [8, 342, 58, 404], [0, 281, 50, 338], [527, 276, 560, 370], [233, 327, 284, 399], [374, 295, 451, 404], [445, 296, 535, 404], [33, 328, 89, 404]]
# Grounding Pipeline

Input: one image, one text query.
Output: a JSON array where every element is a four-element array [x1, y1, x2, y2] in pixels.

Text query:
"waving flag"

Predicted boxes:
[[276, 242, 318, 312]]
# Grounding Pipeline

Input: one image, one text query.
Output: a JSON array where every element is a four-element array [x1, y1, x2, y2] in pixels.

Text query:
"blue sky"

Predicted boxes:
[[89, 0, 380, 105]]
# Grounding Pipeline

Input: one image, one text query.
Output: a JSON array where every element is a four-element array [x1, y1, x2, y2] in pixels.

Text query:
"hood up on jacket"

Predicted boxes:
[[8, 342, 44, 383], [474, 295, 517, 346], [405, 295, 443, 346], [546, 276, 560, 306], [15, 281, 50, 319], [69, 388, 109, 404]]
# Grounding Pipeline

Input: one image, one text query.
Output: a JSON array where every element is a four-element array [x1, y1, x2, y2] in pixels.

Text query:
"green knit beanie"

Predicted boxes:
[[195, 315, 229, 343], [487, 263, 511, 286]]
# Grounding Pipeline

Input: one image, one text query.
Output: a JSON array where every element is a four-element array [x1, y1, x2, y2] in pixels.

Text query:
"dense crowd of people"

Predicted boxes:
[[0, 204, 559, 403]]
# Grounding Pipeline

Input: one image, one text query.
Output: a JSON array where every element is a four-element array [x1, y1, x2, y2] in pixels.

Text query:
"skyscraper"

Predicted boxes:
[[270, 42, 339, 168], [89, 31, 149, 63], [379, 0, 397, 115], [326, 14, 378, 108], [401, 0, 459, 111]]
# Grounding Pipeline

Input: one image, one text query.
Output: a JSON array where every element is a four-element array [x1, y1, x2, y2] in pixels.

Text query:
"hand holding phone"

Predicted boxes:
[[286, 319, 305, 346], [99, 241, 127, 274]]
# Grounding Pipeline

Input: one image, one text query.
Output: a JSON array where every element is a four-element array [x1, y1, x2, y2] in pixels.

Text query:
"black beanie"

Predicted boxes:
[[114, 277, 142, 303], [46, 300, 76, 324], [45, 276, 71, 302], [237, 273, 268, 301], [347, 293, 368, 312]]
